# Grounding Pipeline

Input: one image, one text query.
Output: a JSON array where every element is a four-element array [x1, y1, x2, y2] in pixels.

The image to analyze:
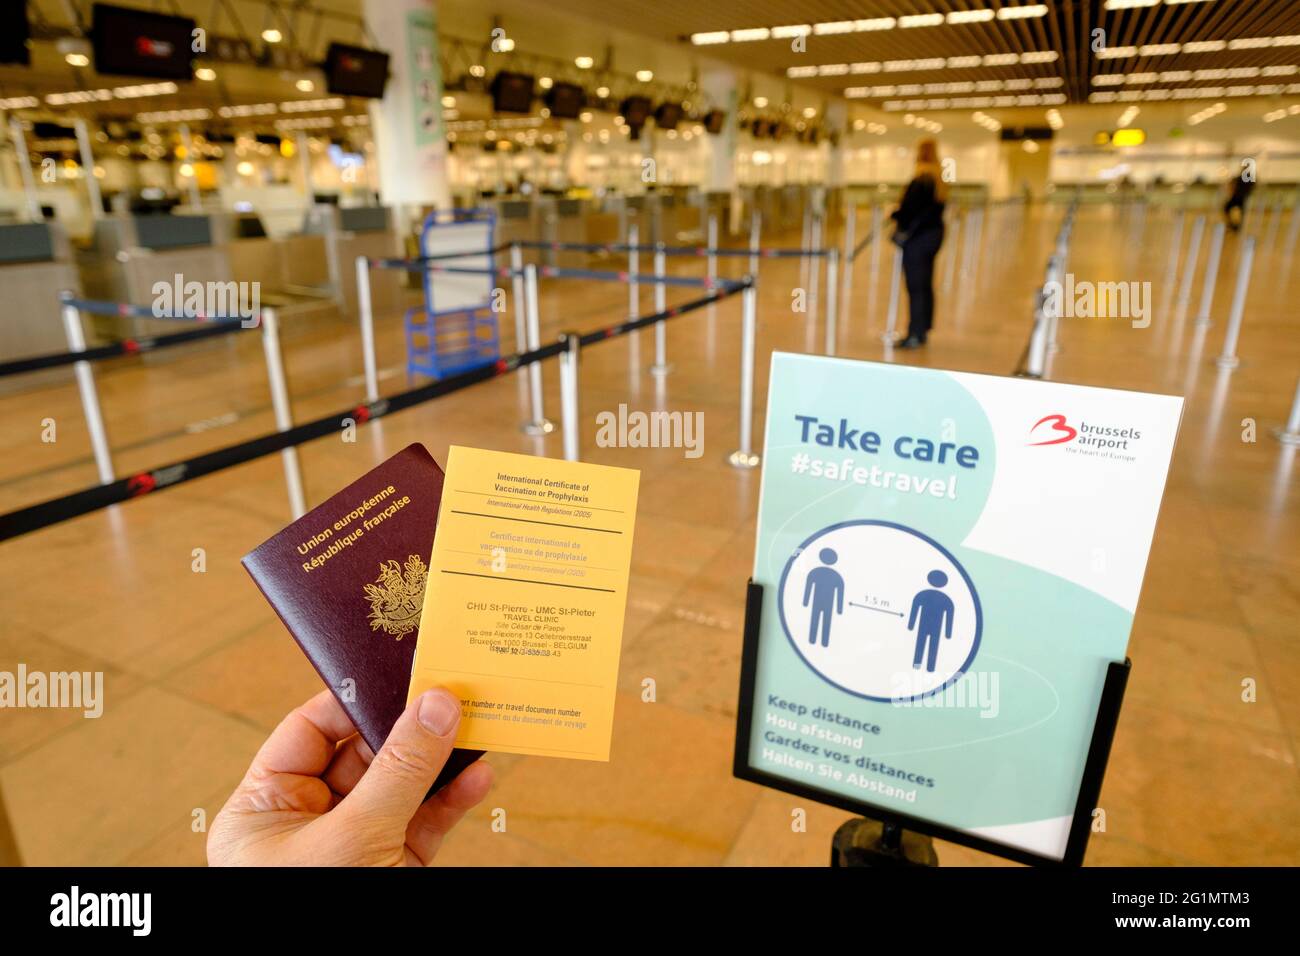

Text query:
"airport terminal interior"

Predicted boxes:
[[0, 0, 1298, 868]]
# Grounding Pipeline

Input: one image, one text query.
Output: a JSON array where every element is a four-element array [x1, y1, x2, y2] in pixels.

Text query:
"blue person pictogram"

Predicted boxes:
[[907, 569, 955, 672], [803, 548, 844, 647]]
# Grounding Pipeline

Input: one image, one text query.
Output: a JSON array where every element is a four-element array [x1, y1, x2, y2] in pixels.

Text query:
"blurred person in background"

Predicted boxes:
[[1223, 170, 1256, 233], [890, 139, 949, 349]]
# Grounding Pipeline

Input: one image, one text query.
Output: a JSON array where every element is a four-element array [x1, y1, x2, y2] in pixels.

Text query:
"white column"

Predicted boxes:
[[698, 66, 738, 194], [364, 0, 452, 210], [178, 124, 202, 209], [9, 118, 41, 221], [74, 119, 104, 221]]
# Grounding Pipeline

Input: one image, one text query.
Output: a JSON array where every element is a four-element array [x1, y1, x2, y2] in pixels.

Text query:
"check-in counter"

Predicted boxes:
[[303, 204, 403, 318], [491, 199, 539, 265], [623, 195, 647, 246], [700, 189, 730, 240], [665, 189, 703, 242], [0, 221, 83, 394], [276, 233, 331, 290], [212, 212, 287, 297], [779, 185, 805, 231], [583, 206, 620, 249], [639, 193, 665, 245], [552, 198, 587, 268], [78, 214, 233, 339], [534, 197, 587, 268], [210, 211, 330, 296]]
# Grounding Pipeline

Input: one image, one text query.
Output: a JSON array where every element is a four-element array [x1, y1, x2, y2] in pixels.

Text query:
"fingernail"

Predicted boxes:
[[418, 690, 459, 735]]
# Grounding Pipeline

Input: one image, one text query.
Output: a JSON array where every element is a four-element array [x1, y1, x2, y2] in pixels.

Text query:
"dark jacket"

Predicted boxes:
[[891, 173, 946, 237]]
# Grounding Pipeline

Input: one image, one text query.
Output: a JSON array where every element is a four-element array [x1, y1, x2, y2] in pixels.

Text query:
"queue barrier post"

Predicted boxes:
[[870, 203, 883, 279], [800, 204, 812, 286], [1176, 214, 1206, 313], [1025, 294, 1050, 380], [521, 263, 555, 434], [558, 332, 581, 462], [1216, 235, 1256, 369], [59, 293, 115, 485], [960, 205, 978, 279], [1276, 377, 1300, 446], [1196, 222, 1226, 327], [259, 306, 307, 519], [942, 207, 960, 294], [627, 222, 640, 320], [1045, 254, 1063, 355], [825, 248, 839, 357], [1285, 196, 1300, 255], [1264, 196, 1283, 250], [1163, 209, 1186, 289], [840, 206, 856, 324], [355, 255, 379, 403], [728, 280, 761, 469], [883, 246, 903, 344], [748, 209, 761, 276], [808, 212, 823, 314], [510, 242, 527, 351], [973, 206, 986, 273], [650, 245, 672, 377], [707, 213, 718, 287]]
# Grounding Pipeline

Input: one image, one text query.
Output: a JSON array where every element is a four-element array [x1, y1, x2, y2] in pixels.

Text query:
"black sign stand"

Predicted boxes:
[[733, 579, 1131, 868]]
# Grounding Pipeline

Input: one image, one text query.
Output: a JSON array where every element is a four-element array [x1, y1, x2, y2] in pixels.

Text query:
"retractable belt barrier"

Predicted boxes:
[[60, 296, 259, 322], [516, 239, 828, 259], [367, 258, 520, 278], [850, 225, 879, 263], [538, 266, 740, 290], [0, 278, 750, 543], [0, 317, 248, 378], [1017, 202, 1079, 378], [368, 258, 745, 290], [377, 241, 513, 265]]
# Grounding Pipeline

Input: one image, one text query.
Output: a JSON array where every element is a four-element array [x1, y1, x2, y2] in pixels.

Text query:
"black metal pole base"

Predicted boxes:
[[831, 818, 939, 867]]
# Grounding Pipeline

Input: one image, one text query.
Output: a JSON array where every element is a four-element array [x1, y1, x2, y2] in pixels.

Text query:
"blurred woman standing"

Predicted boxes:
[[890, 139, 949, 349]]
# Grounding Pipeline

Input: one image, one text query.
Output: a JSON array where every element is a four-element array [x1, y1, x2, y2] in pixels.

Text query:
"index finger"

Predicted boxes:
[[247, 690, 358, 779]]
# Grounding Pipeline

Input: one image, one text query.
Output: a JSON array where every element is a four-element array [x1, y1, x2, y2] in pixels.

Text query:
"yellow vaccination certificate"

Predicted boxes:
[[408, 445, 640, 760]]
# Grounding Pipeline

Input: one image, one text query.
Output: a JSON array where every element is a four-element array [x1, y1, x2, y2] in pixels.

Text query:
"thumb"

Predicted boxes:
[[336, 688, 462, 833]]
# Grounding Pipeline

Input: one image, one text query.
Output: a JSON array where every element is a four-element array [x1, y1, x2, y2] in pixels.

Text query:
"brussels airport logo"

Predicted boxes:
[[1042, 273, 1152, 329], [1027, 414, 1077, 446], [1028, 413, 1143, 460], [152, 274, 261, 327]]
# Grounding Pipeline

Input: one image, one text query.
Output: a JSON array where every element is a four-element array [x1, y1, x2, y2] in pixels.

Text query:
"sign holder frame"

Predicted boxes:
[[733, 579, 1131, 868]]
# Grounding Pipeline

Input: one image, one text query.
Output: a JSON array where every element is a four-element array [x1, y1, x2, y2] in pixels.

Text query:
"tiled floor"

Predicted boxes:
[[1, 201, 1297, 866]]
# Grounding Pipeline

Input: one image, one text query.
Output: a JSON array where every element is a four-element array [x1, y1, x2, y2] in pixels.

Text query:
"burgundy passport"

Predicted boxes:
[[242, 442, 481, 793]]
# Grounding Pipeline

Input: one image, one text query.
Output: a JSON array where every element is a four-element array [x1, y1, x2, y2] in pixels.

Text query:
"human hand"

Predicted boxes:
[[207, 688, 493, 866]]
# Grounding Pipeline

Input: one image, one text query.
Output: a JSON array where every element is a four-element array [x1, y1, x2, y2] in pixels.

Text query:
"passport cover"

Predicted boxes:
[[242, 442, 481, 793]]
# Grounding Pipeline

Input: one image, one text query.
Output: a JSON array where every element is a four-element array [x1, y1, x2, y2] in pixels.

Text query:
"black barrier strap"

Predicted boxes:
[[0, 278, 749, 543], [0, 318, 249, 379], [515, 239, 826, 258], [850, 227, 879, 263], [384, 241, 513, 265], [577, 280, 747, 347]]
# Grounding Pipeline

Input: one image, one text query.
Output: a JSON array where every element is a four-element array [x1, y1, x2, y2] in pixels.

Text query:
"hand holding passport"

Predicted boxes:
[[233, 441, 639, 862], [242, 443, 483, 794]]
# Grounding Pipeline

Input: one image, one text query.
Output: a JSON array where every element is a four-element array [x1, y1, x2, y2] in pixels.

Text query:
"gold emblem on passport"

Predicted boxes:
[[364, 555, 428, 639]]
